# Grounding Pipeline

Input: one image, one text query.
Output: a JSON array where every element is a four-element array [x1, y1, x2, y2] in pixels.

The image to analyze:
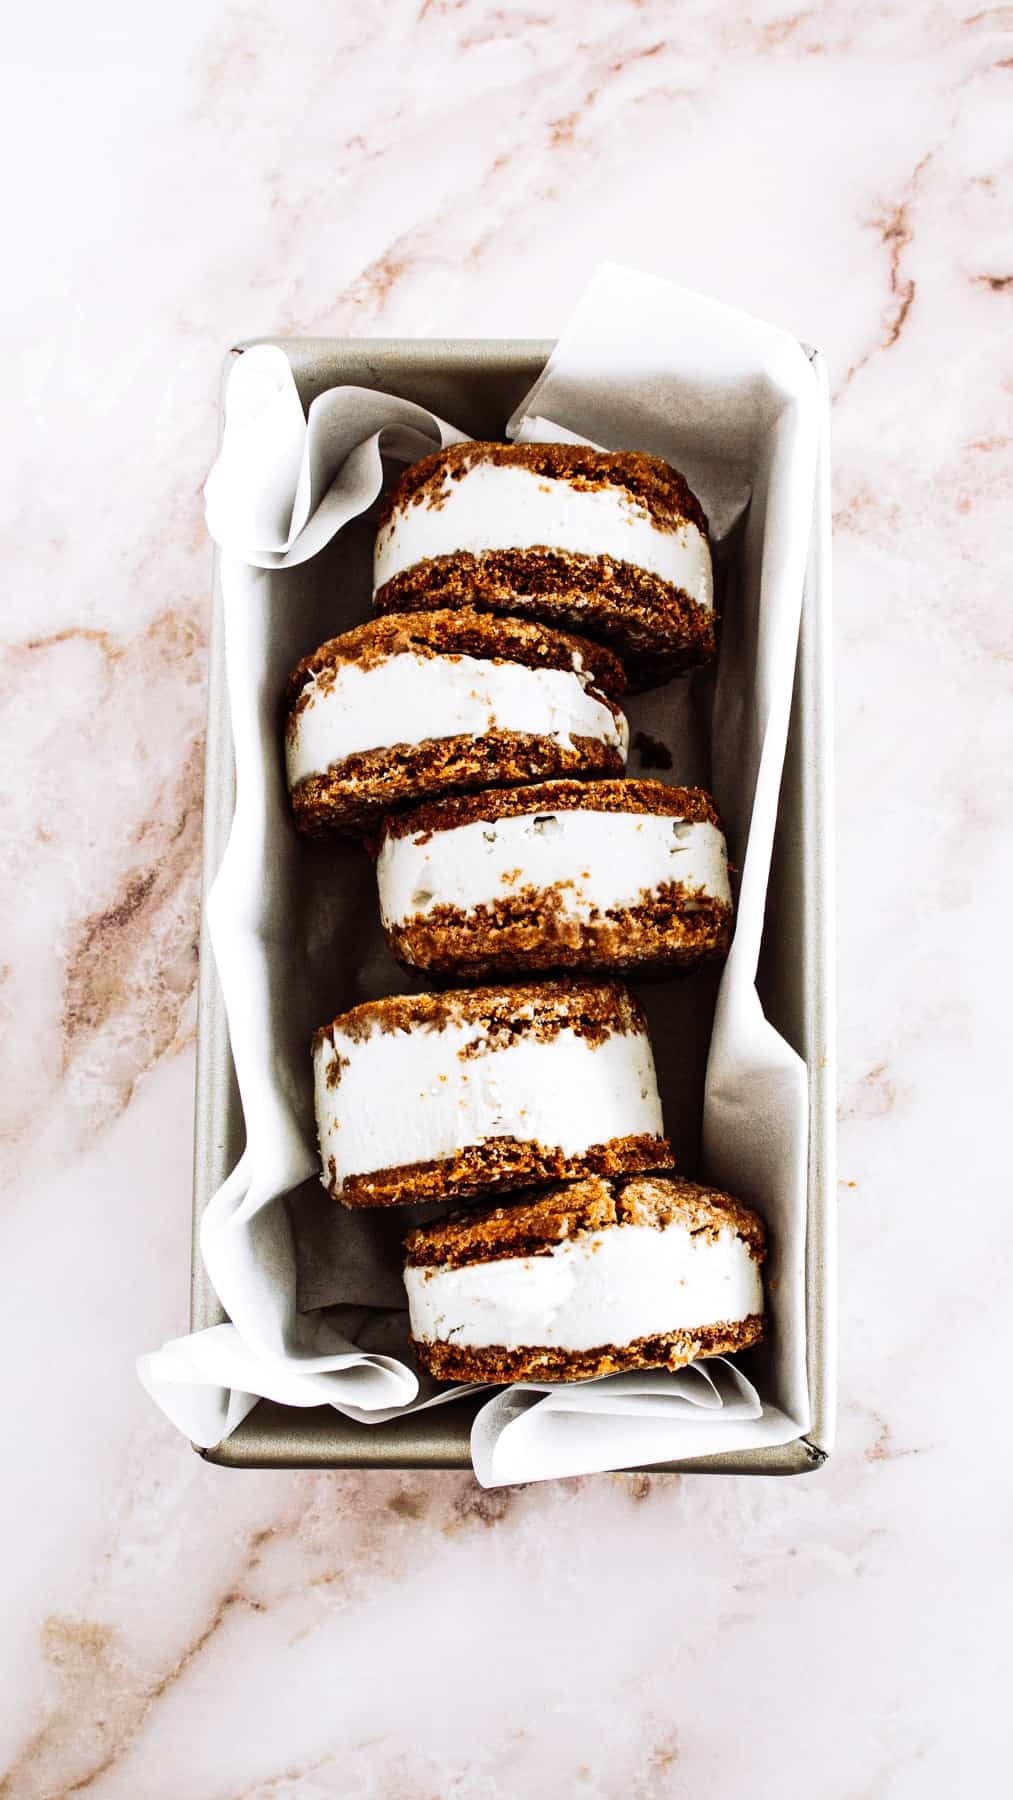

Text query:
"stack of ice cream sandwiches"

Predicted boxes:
[[285, 440, 767, 1385]]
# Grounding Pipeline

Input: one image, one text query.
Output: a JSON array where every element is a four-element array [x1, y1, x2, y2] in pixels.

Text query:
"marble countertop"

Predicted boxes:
[[4, 1, 1011, 1793]]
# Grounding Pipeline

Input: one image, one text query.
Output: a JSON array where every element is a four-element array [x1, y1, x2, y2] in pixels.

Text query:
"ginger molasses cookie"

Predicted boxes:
[[286, 609, 628, 835], [376, 778, 732, 979], [404, 1173, 765, 1383], [372, 442, 715, 685], [313, 980, 672, 1207]]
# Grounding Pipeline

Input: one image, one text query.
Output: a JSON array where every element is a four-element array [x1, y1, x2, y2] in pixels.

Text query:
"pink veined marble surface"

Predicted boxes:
[[2, 0, 1011, 1793]]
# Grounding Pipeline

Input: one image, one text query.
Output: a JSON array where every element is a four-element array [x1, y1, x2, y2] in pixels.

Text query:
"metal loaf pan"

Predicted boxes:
[[192, 338, 835, 1474]]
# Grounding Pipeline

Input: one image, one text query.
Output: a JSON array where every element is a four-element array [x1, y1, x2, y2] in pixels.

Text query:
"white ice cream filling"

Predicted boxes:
[[373, 461, 713, 608], [314, 1020, 663, 1188], [405, 1221, 763, 1352], [287, 651, 628, 788], [378, 809, 731, 926]]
